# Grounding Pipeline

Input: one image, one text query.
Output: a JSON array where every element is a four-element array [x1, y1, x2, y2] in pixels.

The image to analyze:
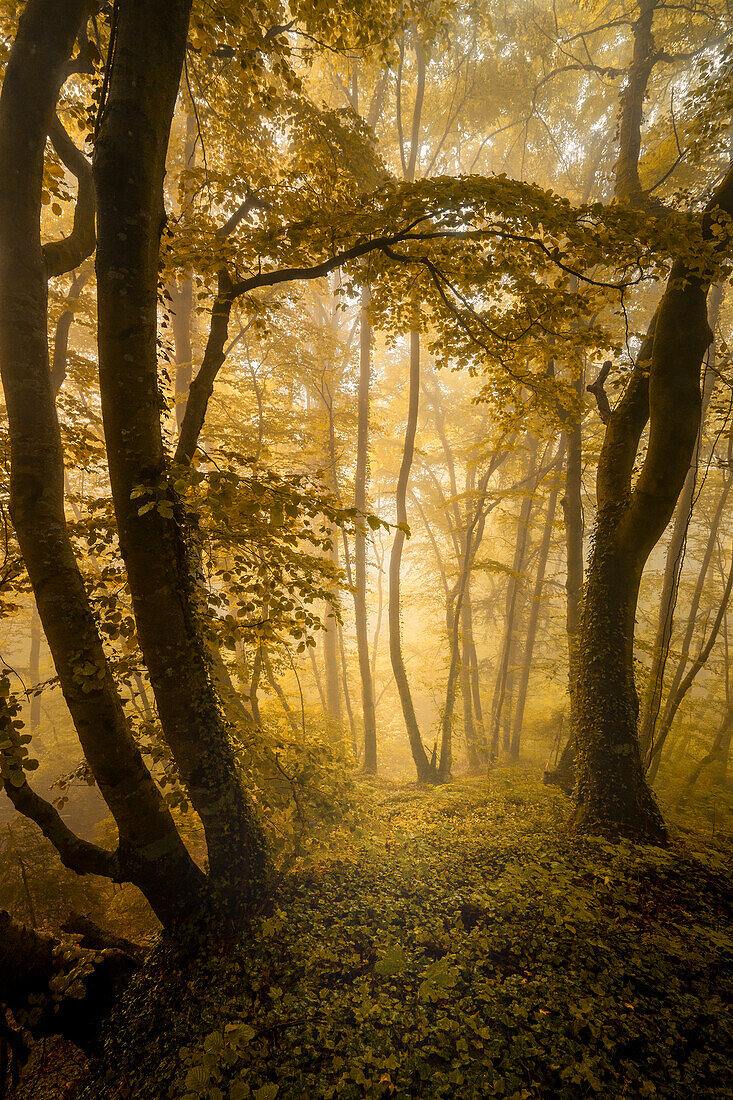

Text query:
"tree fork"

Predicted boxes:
[[572, 162, 733, 840]]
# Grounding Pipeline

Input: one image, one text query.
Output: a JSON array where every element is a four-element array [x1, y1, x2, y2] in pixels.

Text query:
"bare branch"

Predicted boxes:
[[3, 776, 119, 879]]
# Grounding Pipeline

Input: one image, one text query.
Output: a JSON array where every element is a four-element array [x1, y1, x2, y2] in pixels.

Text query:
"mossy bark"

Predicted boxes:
[[573, 150, 733, 836], [573, 512, 666, 840]]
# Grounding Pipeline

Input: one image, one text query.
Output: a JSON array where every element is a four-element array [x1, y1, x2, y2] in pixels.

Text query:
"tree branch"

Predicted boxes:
[[43, 116, 95, 278], [586, 360, 613, 423], [2, 776, 120, 879]]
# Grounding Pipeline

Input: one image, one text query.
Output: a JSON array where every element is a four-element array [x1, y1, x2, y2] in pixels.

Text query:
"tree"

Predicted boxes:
[[573, 164, 733, 840], [0, 0, 216, 930]]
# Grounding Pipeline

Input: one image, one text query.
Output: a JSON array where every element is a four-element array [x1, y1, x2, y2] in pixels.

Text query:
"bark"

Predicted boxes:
[[93, 0, 270, 915], [573, 160, 733, 840], [638, 284, 723, 754], [389, 330, 433, 781], [614, 0, 660, 204], [175, 271, 235, 464], [355, 287, 378, 772], [510, 440, 564, 759], [0, 0, 207, 928], [170, 111, 197, 432], [43, 116, 95, 278]]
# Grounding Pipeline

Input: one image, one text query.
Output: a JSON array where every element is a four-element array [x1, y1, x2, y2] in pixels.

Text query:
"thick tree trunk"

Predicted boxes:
[[638, 284, 722, 753], [573, 155, 733, 837], [0, 0, 207, 928], [389, 330, 433, 781], [573, 522, 667, 838], [93, 0, 270, 916], [355, 288, 378, 772]]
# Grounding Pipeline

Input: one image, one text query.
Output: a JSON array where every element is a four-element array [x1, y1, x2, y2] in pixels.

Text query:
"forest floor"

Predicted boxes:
[[18, 770, 733, 1100]]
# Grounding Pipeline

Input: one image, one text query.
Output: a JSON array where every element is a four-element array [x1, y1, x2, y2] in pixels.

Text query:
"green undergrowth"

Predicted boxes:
[[80, 772, 732, 1100]]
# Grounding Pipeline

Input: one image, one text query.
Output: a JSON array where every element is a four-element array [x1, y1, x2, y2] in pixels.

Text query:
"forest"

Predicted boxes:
[[0, 0, 732, 1096]]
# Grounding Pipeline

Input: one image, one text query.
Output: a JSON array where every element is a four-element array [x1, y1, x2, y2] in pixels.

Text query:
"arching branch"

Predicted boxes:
[[43, 116, 95, 278]]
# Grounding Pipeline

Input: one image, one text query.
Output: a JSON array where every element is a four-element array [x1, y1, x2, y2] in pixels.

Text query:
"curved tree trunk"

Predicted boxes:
[[573, 156, 733, 838], [638, 283, 722, 755], [0, 0, 207, 929], [389, 330, 433, 781], [93, 0, 270, 916]]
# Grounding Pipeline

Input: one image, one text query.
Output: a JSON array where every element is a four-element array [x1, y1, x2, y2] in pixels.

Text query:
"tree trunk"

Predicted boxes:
[[169, 110, 197, 432], [489, 437, 539, 759], [355, 287, 378, 772], [549, 367, 585, 791], [0, 0, 207, 929], [262, 648, 298, 732], [573, 152, 733, 837], [389, 330, 433, 781], [323, 545, 343, 726], [460, 591, 483, 770], [638, 284, 723, 754], [510, 440, 564, 759], [93, 0, 270, 916], [614, 0, 660, 204]]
